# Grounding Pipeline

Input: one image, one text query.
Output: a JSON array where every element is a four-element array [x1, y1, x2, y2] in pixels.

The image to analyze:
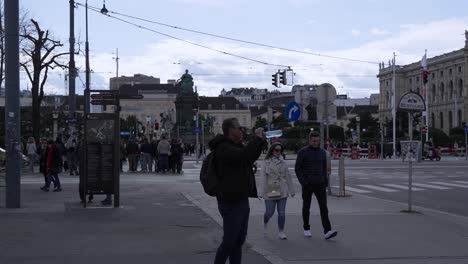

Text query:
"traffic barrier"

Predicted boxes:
[[368, 145, 377, 159], [351, 147, 360, 159]]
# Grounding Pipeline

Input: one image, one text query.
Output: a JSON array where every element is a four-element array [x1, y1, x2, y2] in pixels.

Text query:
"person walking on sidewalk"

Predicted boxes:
[[295, 131, 337, 240], [209, 118, 266, 264], [157, 135, 171, 173], [40, 140, 62, 192], [26, 137, 37, 173], [259, 142, 295, 240]]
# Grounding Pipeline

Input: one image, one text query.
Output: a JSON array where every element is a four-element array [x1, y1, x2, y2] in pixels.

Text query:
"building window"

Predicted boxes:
[[432, 85, 436, 102], [449, 68, 452, 75], [459, 66, 462, 73], [431, 113, 435, 128], [416, 76, 420, 83], [416, 87, 420, 95], [409, 78, 412, 84], [449, 81, 454, 100], [222, 104, 226, 110], [235, 104, 239, 110], [440, 70, 444, 77], [386, 91, 390, 108], [440, 83, 445, 101], [458, 109, 463, 128], [208, 104, 212, 110], [386, 81, 389, 87], [459, 79, 463, 97], [439, 112, 443, 129], [448, 111, 453, 129], [432, 73, 435, 79]]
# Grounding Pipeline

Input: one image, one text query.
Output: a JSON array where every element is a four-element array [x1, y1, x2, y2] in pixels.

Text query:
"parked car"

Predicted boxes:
[[0, 147, 30, 173]]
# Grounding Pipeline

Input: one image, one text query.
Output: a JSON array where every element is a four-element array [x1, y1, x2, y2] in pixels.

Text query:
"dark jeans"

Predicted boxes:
[[302, 183, 331, 233], [45, 171, 61, 188], [214, 198, 250, 264], [158, 154, 169, 172]]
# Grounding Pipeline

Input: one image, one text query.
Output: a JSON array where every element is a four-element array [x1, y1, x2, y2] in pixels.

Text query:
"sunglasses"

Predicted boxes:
[[273, 148, 282, 152]]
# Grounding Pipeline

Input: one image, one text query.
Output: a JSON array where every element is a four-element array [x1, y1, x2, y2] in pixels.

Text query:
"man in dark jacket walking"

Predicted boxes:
[[40, 140, 62, 192], [209, 117, 265, 264], [295, 131, 337, 240]]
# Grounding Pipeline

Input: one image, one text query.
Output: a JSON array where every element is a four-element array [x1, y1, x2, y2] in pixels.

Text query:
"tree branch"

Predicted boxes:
[[20, 63, 33, 84]]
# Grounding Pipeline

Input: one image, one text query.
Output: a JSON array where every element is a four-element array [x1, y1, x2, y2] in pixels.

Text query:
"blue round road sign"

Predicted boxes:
[[286, 102, 301, 122]]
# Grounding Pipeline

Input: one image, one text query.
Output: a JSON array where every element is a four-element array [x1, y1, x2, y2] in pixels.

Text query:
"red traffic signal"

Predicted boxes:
[[423, 71, 429, 84]]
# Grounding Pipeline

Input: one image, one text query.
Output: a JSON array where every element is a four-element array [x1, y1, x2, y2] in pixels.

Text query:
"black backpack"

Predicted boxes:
[[200, 151, 219, 196]]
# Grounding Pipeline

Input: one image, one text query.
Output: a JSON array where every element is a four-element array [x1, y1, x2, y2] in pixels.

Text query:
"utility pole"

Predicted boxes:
[[113, 48, 119, 78], [380, 119, 384, 159], [84, 0, 90, 113], [69, 0, 76, 127], [392, 52, 397, 158], [5, 0, 21, 208], [195, 88, 200, 164]]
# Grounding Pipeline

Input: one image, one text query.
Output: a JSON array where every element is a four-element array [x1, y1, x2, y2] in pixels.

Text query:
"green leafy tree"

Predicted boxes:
[[253, 116, 267, 129]]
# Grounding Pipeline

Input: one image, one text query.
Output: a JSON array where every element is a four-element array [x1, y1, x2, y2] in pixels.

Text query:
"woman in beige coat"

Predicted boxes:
[[259, 142, 295, 239]]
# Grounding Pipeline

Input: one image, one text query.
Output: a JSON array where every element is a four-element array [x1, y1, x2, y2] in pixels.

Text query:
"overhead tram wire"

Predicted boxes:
[[78, 2, 379, 65], [78, 3, 291, 68]]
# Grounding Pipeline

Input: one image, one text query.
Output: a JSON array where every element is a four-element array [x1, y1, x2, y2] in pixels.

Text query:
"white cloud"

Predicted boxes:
[[37, 17, 468, 100], [306, 19, 317, 24], [370, 27, 389, 35], [351, 29, 361, 36]]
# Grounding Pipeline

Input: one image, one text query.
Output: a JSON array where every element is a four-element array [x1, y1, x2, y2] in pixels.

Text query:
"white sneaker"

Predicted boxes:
[[324, 230, 338, 240], [303, 230, 312, 237], [278, 231, 287, 240]]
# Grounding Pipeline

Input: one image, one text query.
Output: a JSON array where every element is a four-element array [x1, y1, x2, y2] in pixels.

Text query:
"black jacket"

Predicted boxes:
[[208, 134, 265, 201], [295, 146, 327, 186]]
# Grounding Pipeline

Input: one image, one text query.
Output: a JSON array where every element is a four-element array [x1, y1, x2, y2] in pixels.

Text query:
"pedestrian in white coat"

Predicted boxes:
[[259, 142, 295, 239]]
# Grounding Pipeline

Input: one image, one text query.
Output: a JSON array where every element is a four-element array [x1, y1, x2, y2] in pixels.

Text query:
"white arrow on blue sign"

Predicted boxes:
[[286, 102, 301, 122]]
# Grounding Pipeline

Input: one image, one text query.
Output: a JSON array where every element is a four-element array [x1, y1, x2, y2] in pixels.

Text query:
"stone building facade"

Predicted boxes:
[[378, 33, 468, 135]]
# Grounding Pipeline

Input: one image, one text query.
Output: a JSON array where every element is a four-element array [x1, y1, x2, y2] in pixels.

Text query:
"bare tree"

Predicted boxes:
[[20, 19, 68, 140]]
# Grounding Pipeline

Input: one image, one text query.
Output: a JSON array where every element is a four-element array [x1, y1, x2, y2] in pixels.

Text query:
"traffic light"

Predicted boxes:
[[271, 72, 279, 87], [423, 71, 429, 84], [279, 70, 287, 85], [154, 123, 159, 130]]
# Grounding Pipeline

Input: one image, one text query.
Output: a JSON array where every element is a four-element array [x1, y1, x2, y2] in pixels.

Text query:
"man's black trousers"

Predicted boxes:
[[214, 198, 249, 264], [301, 183, 332, 233]]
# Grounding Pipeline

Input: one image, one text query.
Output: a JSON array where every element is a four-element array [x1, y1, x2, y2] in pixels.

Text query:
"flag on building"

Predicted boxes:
[[421, 53, 427, 70]]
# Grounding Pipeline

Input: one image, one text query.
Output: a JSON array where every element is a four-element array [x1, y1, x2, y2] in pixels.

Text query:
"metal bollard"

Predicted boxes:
[[338, 156, 345, 196]]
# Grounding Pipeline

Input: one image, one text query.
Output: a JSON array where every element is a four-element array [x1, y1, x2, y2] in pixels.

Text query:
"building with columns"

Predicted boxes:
[[378, 32, 468, 135]]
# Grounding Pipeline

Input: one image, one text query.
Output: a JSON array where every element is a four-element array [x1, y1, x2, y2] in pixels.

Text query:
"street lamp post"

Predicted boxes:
[[53, 112, 59, 140]]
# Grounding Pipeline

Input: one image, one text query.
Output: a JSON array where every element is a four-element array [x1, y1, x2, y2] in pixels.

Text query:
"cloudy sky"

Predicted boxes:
[[19, 0, 468, 98]]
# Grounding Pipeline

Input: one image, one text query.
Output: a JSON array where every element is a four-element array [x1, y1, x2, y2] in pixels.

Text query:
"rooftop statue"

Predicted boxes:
[[177, 69, 194, 95]]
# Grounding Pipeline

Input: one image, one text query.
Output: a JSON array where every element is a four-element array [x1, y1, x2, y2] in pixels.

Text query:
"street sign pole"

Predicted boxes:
[[408, 144, 413, 212], [465, 128, 467, 161], [398, 92, 425, 213]]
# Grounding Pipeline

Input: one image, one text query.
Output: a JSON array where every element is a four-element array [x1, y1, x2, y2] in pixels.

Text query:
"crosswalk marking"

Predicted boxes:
[[332, 185, 371, 194], [357, 184, 398, 192], [454, 181, 468, 184], [411, 183, 451, 190], [381, 184, 424, 191], [430, 182, 468, 188]]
